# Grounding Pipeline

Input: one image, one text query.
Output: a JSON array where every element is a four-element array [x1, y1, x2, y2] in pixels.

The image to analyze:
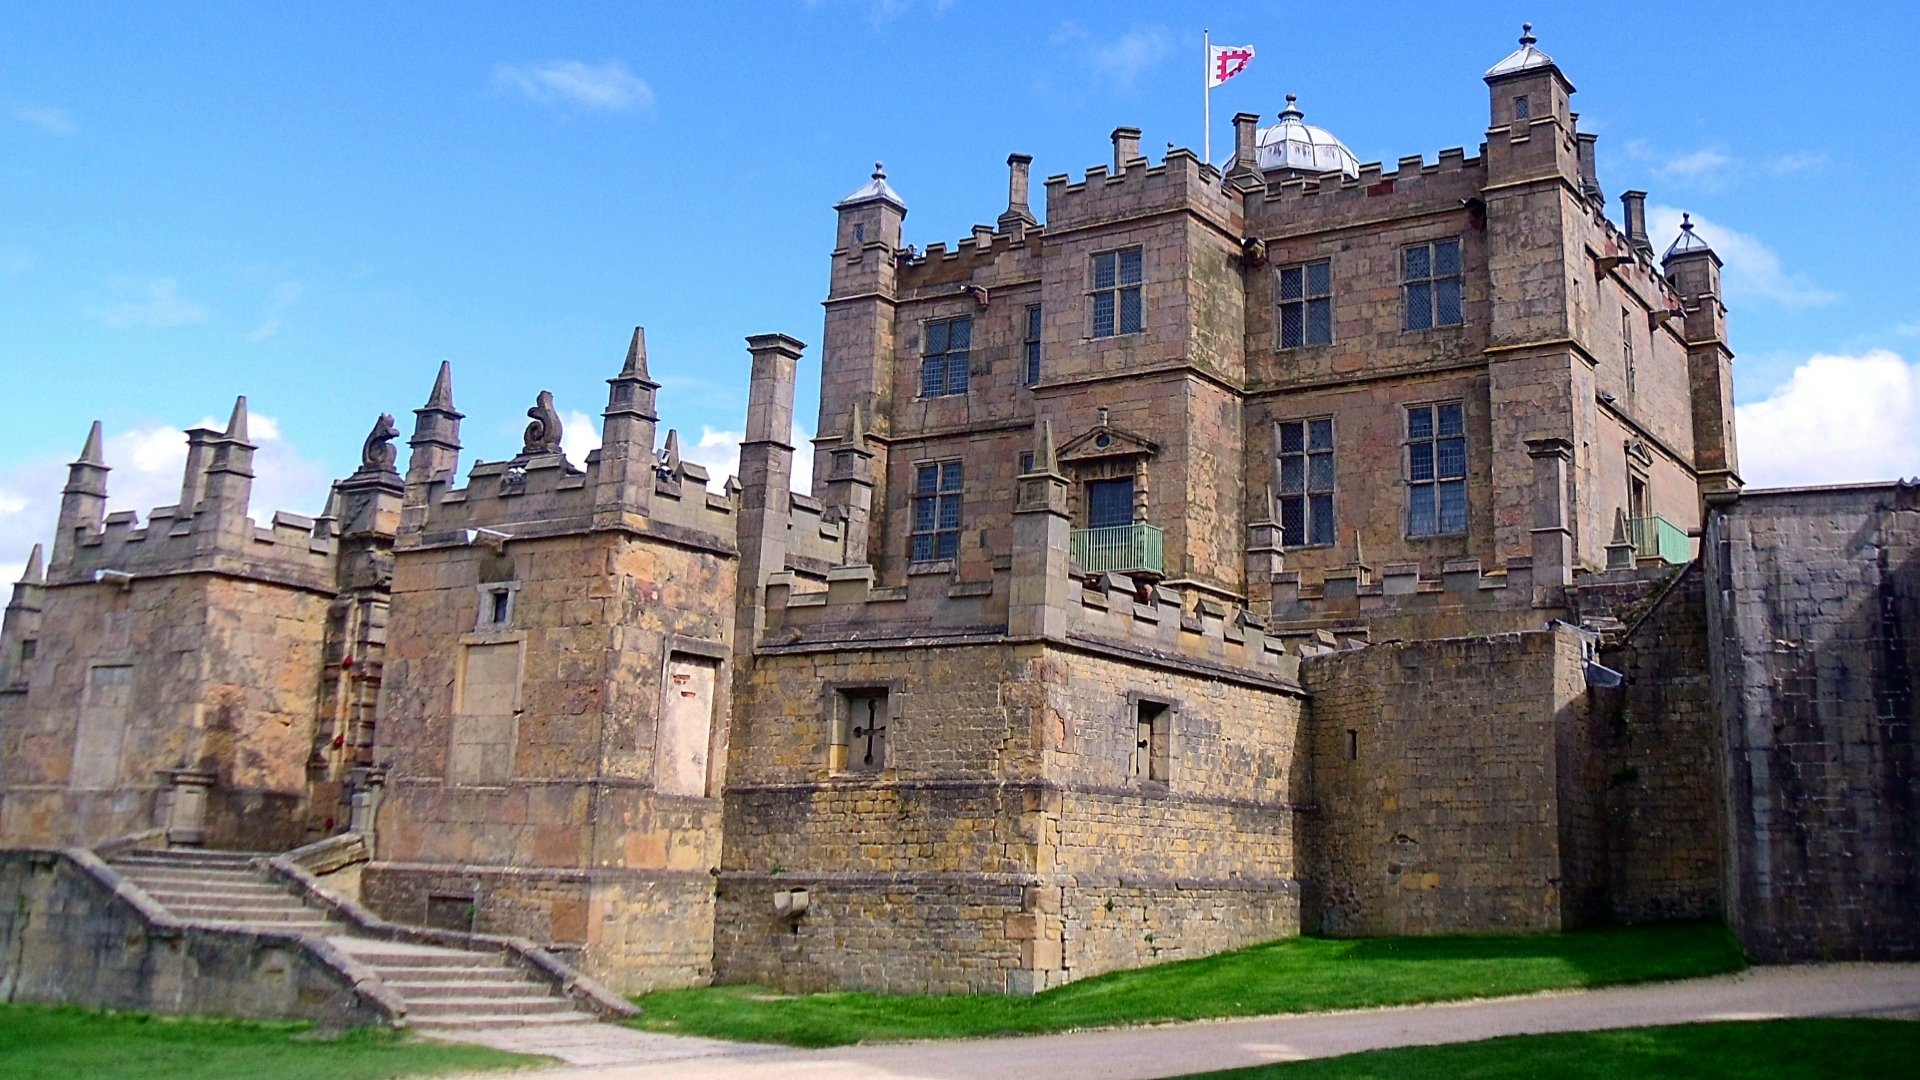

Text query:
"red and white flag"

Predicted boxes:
[[1208, 43, 1254, 88]]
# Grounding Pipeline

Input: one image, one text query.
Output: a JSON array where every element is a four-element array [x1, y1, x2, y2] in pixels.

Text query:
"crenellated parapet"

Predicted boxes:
[[1043, 146, 1241, 235], [1247, 149, 1487, 236], [1067, 571, 1302, 685]]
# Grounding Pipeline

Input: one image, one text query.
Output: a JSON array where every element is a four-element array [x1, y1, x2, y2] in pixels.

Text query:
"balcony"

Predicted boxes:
[[1071, 523, 1165, 575], [1628, 514, 1692, 566]]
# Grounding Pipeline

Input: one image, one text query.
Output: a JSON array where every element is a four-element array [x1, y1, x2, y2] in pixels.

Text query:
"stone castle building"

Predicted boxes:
[[2, 28, 1913, 999]]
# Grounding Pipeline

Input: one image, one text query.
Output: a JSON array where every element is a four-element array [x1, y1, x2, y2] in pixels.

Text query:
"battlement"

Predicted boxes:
[[1263, 558, 1546, 642], [1069, 572, 1302, 686], [899, 225, 1045, 292], [1249, 148, 1486, 233], [1044, 148, 1239, 234], [55, 502, 337, 592]]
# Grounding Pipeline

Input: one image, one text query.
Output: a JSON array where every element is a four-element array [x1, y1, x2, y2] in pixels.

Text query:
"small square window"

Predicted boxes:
[[920, 316, 972, 397], [1514, 95, 1531, 121], [475, 583, 518, 631], [1278, 260, 1333, 348]]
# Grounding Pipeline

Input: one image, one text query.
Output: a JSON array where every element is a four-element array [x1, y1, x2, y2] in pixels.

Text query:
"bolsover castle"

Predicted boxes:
[[1, 28, 1913, 1012]]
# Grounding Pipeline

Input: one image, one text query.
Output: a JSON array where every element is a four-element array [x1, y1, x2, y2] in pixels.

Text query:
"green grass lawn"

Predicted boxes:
[[1189, 1018, 1920, 1078], [0, 1005, 544, 1080], [631, 922, 1745, 1047]]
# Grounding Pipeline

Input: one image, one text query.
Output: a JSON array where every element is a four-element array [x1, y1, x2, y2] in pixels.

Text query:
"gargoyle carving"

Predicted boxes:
[[361, 413, 399, 471], [523, 390, 563, 455]]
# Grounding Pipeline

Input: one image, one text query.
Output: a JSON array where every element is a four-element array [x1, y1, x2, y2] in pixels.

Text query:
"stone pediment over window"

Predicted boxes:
[[1057, 423, 1158, 463]]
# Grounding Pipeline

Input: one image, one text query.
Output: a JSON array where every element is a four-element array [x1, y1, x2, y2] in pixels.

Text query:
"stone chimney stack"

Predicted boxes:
[[1621, 190, 1653, 258], [1226, 112, 1262, 187], [997, 153, 1038, 234], [594, 325, 662, 526], [1111, 126, 1143, 172], [51, 422, 109, 569], [1575, 131, 1602, 203], [178, 424, 219, 515], [735, 334, 804, 654]]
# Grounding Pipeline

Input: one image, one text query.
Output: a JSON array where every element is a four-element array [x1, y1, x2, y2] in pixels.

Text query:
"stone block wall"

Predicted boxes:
[[1301, 626, 1590, 935], [1595, 563, 1724, 923], [1706, 484, 1918, 961]]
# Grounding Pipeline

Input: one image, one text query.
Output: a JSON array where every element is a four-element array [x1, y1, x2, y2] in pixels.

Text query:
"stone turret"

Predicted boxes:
[[1009, 420, 1071, 638], [821, 402, 875, 564], [0, 545, 44, 687], [593, 326, 662, 526], [197, 397, 256, 542], [1663, 215, 1740, 494], [818, 164, 903, 543], [51, 421, 108, 569]]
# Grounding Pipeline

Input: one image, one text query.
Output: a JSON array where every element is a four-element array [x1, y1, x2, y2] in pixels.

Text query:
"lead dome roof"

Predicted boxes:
[[1255, 95, 1360, 179]]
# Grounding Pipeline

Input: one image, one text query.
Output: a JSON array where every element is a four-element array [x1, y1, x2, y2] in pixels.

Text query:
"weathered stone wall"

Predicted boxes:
[[369, 525, 734, 992], [1301, 626, 1589, 935], [1595, 563, 1724, 923], [1706, 484, 1918, 961], [718, 638, 1306, 993], [0, 850, 386, 1025], [0, 573, 327, 851]]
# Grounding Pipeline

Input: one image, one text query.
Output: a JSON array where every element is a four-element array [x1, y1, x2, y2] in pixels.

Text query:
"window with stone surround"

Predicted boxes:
[[1131, 697, 1170, 783], [474, 581, 520, 631], [910, 459, 963, 562], [832, 688, 890, 773], [1622, 307, 1637, 402], [1277, 417, 1335, 548], [1277, 260, 1333, 348], [1406, 401, 1467, 537], [1090, 246, 1144, 338], [919, 316, 971, 397], [1402, 238, 1463, 330], [1025, 304, 1043, 385], [1514, 95, 1531, 120]]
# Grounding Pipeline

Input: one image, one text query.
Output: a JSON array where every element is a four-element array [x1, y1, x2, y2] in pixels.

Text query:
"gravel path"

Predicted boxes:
[[431, 962, 1920, 1078]]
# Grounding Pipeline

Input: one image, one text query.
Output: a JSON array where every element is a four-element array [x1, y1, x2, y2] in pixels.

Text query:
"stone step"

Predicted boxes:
[[115, 868, 273, 887], [403, 995, 577, 1019], [137, 890, 295, 909], [327, 942, 503, 969], [366, 964, 530, 983], [198, 919, 338, 934], [173, 905, 328, 923], [408, 1012, 597, 1031], [384, 978, 554, 999], [112, 851, 267, 869]]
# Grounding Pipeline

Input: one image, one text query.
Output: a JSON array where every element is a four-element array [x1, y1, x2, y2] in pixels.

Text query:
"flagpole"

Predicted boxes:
[[1203, 28, 1211, 165]]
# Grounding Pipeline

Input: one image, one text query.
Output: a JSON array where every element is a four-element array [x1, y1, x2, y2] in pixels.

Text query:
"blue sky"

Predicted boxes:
[[3, 1, 1916, 577]]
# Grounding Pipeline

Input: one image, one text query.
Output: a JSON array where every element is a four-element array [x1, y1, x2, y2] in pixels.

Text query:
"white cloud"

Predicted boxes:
[[86, 277, 210, 329], [1657, 148, 1732, 182], [1736, 350, 1920, 488], [1090, 29, 1171, 89], [1769, 152, 1826, 175], [679, 423, 815, 494], [0, 411, 336, 583], [1648, 206, 1837, 309], [493, 61, 654, 112], [559, 410, 601, 472], [11, 105, 75, 136]]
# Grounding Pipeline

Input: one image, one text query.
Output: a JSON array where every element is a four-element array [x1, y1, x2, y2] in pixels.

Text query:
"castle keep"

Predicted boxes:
[[2, 28, 1913, 1004]]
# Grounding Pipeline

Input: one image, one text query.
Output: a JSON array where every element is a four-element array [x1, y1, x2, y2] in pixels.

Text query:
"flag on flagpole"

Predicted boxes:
[[1207, 43, 1255, 88]]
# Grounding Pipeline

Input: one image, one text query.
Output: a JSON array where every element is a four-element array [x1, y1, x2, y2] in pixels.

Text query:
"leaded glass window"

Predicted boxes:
[[1277, 417, 1335, 548], [1406, 402, 1467, 536], [910, 460, 963, 562], [920, 316, 971, 397], [1402, 239, 1463, 330], [1278, 260, 1333, 348], [1091, 247, 1144, 338]]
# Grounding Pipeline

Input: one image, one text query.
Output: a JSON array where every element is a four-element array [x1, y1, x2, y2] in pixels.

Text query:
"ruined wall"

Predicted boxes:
[[1302, 626, 1590, 935], [1595, 563, 1723, 923], [1706, 484, 1919, 961]]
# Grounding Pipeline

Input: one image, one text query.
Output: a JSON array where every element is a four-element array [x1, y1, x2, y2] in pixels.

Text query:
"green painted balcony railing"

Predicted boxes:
[[1628, 514, 1693, 565], [1071, 523, 1165, 575]]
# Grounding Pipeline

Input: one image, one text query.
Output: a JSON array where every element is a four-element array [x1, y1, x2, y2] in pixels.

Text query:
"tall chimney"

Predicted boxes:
[[1621, 190, 1652, 257], [1111, 126, 1142, 172], [1227, 112, 1262, 185], [1576, 132, 1602, 203], [997, 153, 1037, 233]]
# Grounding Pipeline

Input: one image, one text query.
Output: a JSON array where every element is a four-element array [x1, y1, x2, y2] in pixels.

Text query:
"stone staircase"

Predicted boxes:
[[105, 848, 595, 1031]]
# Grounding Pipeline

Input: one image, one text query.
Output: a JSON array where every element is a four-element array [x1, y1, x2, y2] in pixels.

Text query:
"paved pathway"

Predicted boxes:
[[432, 963, 1920, 1078]]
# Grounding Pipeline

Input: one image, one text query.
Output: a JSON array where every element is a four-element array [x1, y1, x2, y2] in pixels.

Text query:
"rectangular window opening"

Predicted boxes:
[[1091, 247, 1145, 338], [910, 460, 963, 563], [1278, 260, 1333, 349], [1514, 95, 1531, 120], [834, 689, 890, 774], [1402, 239, 1464, 331], [1345, 729, 1359, 761], [920, 316, 972, 397], [1406, 401, 1468, 537], [1277, 417, 1335, 548], [1025, 304, 1043, 385], [1622, 308, 1637, 401], [1132, 700, 1170, 783]]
